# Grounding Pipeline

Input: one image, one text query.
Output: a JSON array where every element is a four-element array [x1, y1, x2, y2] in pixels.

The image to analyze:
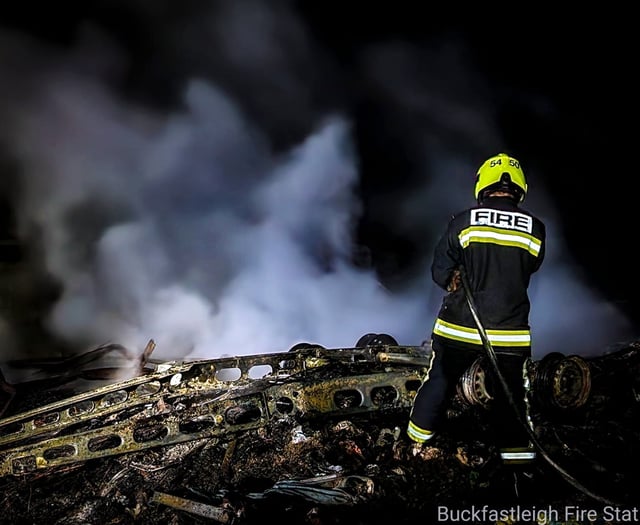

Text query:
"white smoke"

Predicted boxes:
[[1, 39, 431, 360], [0, 4, 634, 366]]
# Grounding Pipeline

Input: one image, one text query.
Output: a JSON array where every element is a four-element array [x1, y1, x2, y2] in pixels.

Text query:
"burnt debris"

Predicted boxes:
[[0, 336, 637, 524]]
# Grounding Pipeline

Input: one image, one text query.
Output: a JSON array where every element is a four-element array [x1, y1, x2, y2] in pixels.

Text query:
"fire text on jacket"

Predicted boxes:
[[470, 209, 533, 233]]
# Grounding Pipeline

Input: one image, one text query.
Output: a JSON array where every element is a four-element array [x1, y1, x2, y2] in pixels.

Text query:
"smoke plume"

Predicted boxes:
[[0, 2, 634, 366]]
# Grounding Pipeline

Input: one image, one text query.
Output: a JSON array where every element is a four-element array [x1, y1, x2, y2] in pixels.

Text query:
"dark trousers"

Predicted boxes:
[[409, 335, 532, 454]]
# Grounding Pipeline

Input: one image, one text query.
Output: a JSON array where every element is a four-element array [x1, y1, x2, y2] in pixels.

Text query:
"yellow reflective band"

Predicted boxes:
[[407, 421, 436, 443], [459, 226, 541, 257], [433, 319, 531, 347]]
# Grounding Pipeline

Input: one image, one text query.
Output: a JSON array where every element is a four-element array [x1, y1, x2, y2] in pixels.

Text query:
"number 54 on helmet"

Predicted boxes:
[[474, 152, 528, 204]]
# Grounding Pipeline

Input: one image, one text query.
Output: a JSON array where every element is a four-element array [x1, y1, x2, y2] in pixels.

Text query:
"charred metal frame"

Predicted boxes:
[[0, 339, 594, 480], [0, 344, 430, 478]]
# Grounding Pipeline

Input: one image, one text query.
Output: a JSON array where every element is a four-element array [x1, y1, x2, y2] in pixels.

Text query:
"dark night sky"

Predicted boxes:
[[0, 1, 638, 362]]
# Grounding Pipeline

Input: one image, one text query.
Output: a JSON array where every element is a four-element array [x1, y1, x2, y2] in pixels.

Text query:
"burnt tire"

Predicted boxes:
[[532, 352, 591, 411], [288, 342, 324, 353], [457, 356, 493, 409], [355, 333, 398, 347]]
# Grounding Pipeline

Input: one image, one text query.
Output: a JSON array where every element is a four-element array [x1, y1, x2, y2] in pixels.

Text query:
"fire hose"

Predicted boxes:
[[458, 266, 619, 506]]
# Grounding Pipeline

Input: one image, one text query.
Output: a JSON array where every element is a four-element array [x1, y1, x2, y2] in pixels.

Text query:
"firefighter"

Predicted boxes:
[[407, 152, 546, 468]]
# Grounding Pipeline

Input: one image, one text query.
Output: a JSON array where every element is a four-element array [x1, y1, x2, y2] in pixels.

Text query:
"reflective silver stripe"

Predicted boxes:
[[501, 451, 537, 460], [459, 226, 541, 257], [433, 319, 531, 347], [407, 421, 435, 443]]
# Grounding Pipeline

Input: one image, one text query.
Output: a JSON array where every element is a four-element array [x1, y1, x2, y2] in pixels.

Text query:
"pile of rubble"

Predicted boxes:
[[0, 338, 637, 524]]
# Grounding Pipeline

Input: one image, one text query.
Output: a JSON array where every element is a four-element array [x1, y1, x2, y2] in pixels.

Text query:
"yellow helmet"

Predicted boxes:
[[474, 153, 527, 203]]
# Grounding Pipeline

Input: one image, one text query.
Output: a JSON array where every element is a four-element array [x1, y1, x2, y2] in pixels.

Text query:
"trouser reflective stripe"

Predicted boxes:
[[500, 448, 537, 464], [407, 421, 435, 443]]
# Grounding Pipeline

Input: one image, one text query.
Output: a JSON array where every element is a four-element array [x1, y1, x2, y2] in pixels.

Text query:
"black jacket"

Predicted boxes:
[[430, 196, 546, 348]]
